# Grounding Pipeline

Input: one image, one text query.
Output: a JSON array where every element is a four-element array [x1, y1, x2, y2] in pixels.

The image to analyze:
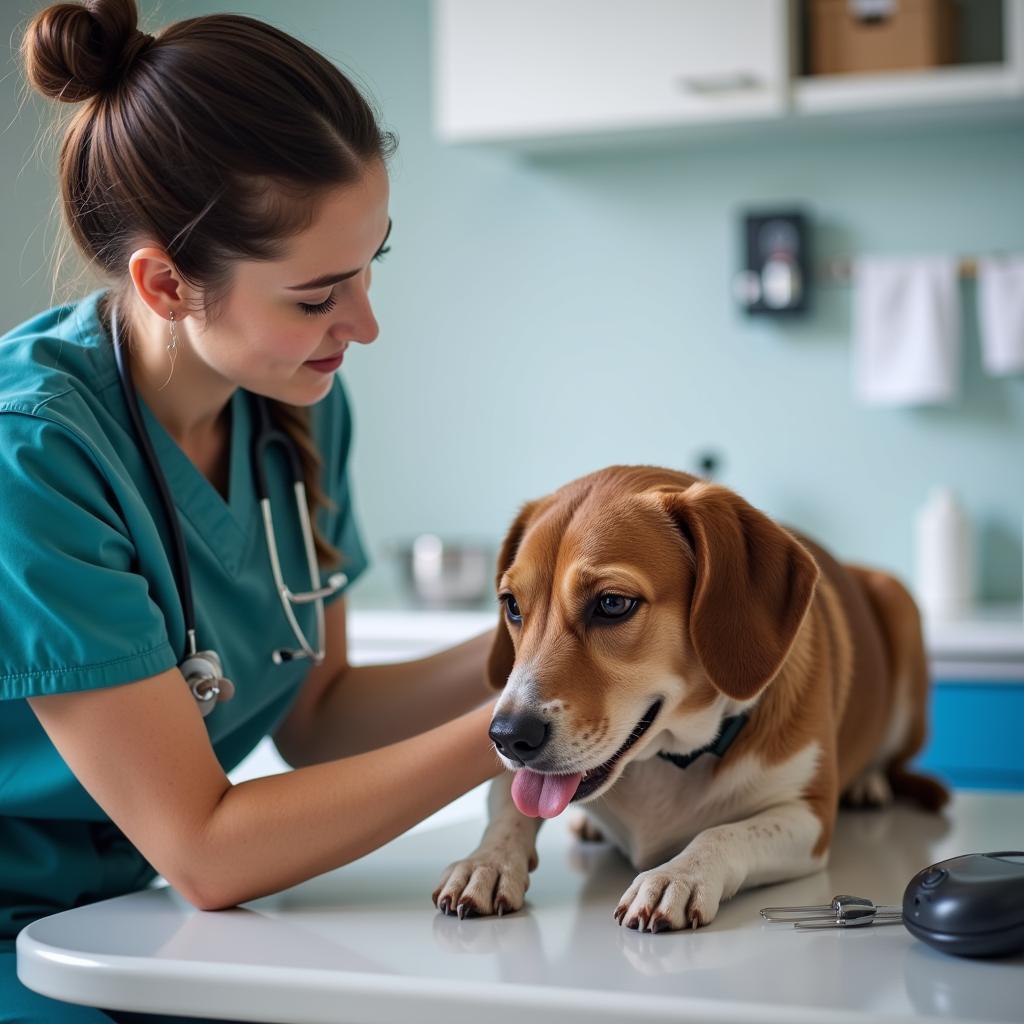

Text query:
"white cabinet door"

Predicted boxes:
[[434, 0, 790, 142]]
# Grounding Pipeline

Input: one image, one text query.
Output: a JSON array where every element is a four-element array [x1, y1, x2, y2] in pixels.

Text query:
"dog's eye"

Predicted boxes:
[[595, 594, 637, 620], [502, 594, 523, 622]]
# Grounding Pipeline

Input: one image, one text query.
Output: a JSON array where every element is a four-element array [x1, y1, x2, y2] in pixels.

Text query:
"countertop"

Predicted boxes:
[[345, 600, 1024, 671], [17, 791, 1024, 1024]]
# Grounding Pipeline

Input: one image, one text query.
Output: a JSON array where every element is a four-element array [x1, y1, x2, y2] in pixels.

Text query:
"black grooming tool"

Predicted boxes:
[[902, 851, 1024, 958]]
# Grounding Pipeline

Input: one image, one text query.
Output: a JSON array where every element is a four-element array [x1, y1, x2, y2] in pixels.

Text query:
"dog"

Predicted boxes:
[[432, 464, 948, 932]]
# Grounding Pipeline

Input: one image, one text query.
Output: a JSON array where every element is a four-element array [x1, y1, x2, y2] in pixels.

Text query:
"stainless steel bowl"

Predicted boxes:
[[390, 534, 495, 606]]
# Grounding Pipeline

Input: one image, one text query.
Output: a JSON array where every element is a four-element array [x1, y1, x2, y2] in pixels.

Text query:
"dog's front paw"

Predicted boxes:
[[432, 847, 533, 919], [614, 865, 724, 933], [568, 810, 606, 843]]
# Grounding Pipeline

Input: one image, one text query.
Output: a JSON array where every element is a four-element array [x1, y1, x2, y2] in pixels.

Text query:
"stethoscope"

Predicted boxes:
[[110, 304, 347, 717]]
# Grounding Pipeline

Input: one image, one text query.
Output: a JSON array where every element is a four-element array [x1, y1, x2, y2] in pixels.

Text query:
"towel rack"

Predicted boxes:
[[821, 257, 978, 283]]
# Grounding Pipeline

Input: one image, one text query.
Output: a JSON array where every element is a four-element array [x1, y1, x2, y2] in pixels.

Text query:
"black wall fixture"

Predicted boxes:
[[734, 209, 811, 316]]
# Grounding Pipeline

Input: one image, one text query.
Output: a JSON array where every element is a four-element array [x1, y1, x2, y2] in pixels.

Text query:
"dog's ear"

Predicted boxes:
[[485, 498, 542, 690], [659, 482, 820, 702]]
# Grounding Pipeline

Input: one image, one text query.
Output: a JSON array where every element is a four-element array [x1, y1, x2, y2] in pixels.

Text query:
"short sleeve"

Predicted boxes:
[[0, 413, 177, 700], [321, 377, 369, 604]]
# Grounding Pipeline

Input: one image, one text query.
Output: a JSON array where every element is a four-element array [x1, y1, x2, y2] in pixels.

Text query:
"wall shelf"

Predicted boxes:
[[794, 61, 1024, 115]]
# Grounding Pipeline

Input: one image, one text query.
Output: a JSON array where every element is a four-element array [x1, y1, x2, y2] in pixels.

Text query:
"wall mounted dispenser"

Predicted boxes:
[[734, 209, 811, 316]]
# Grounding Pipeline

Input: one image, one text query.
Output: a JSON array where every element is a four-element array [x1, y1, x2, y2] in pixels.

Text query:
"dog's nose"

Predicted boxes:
[[489, 713, 550, 764]]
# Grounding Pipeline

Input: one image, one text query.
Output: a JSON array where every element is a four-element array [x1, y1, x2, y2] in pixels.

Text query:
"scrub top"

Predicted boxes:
[[0, 288, 369, 953]]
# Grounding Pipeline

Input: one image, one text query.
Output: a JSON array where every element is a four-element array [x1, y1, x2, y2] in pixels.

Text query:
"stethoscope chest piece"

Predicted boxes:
[[181, 648, 236, 718]]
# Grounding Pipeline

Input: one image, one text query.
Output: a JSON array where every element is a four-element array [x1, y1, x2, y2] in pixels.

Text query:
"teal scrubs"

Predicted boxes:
[[0, 289, 368, 1021]]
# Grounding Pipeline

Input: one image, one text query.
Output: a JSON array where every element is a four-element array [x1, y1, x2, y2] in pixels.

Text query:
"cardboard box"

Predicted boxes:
[[809, 0, 958, 75]]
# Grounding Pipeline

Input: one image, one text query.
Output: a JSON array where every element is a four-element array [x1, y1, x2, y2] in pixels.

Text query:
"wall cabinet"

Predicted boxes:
[[433, 0, 789, 142], [913, 679, 1024, 790], [433, 0, 1024, 148]]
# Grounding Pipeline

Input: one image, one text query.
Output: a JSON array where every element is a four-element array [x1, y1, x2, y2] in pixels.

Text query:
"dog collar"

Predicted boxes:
[[657, 712, 750, 771]]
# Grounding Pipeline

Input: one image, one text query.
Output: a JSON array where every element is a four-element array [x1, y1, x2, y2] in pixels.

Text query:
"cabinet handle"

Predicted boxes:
[[675, 71, 763, 95]]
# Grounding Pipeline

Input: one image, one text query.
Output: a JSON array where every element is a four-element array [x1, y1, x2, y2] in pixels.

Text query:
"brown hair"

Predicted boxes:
[[20, 0, 396, 568]]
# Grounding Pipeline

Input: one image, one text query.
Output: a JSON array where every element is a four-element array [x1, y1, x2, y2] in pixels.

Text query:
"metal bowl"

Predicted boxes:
[[390, 534, 495, 606]]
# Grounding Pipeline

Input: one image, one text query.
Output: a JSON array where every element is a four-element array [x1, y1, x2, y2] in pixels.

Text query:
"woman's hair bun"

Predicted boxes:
[[22, 0, 153, 103]]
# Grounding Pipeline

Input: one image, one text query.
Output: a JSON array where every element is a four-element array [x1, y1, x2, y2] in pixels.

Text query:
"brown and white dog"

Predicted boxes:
[[433, 464, 948, 932]]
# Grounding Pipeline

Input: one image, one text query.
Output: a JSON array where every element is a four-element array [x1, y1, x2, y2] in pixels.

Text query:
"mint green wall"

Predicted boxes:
[[5, 1, 1022, 604]]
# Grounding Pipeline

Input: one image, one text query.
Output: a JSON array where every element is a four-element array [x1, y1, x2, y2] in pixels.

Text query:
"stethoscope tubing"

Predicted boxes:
[[111, 304, 200, 661], [109, 302, 344, 673], [250, 386, 303, 503]]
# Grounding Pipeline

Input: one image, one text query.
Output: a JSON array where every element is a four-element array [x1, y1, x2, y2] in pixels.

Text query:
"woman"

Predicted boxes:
[[0, 2, 502, 1020]]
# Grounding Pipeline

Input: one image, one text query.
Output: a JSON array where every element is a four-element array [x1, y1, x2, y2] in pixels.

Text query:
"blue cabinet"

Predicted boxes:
[[913, 679, 1024, 791]]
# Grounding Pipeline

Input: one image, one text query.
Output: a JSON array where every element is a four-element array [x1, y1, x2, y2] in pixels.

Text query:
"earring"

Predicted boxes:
[[158, 310, 178, 391]]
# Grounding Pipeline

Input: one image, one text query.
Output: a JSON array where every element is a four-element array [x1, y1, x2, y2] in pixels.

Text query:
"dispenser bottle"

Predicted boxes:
[[915, 487, 973, 621]]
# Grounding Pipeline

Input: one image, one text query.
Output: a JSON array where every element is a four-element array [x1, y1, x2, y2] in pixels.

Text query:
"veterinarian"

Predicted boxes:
[[0, 2, 503, 1020]]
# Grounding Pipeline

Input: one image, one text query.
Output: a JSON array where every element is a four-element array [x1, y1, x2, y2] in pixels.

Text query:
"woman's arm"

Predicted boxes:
[[28, 669, 503, 912], [274, 597, 501, 766]]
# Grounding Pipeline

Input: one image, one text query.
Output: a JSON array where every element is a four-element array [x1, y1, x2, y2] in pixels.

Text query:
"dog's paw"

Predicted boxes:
[[842, 767, 893, 808], [432, 847, 533, 919], [614, 865, 724, 933], [568, 811, 606, 843]]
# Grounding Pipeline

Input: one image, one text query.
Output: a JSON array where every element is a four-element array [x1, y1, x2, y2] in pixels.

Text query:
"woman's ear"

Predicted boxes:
[[659, 482, 820, 702], [485, 498, 542, 690]]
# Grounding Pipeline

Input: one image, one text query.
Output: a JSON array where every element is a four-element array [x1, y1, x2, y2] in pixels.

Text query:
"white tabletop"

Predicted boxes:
[[346, 604, 1024, 659], [342, 605, 1024, 684], [17, 791, 1024, 1024]]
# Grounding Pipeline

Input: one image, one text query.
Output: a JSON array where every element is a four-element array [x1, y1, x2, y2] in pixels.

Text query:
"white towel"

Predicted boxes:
[[852, 256, 961, 406], [977, 256, 1024, 376]]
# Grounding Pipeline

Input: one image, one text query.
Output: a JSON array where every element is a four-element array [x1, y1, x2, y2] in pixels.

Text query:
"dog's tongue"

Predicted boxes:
[[511, 768, 583, 818]]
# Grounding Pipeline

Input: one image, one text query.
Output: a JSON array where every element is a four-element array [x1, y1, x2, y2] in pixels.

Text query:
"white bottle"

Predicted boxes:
[[914, 487, 973, 622]]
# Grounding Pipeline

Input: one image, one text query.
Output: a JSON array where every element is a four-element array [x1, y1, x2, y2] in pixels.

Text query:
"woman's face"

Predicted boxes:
[[192, 159, 391, 407]]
